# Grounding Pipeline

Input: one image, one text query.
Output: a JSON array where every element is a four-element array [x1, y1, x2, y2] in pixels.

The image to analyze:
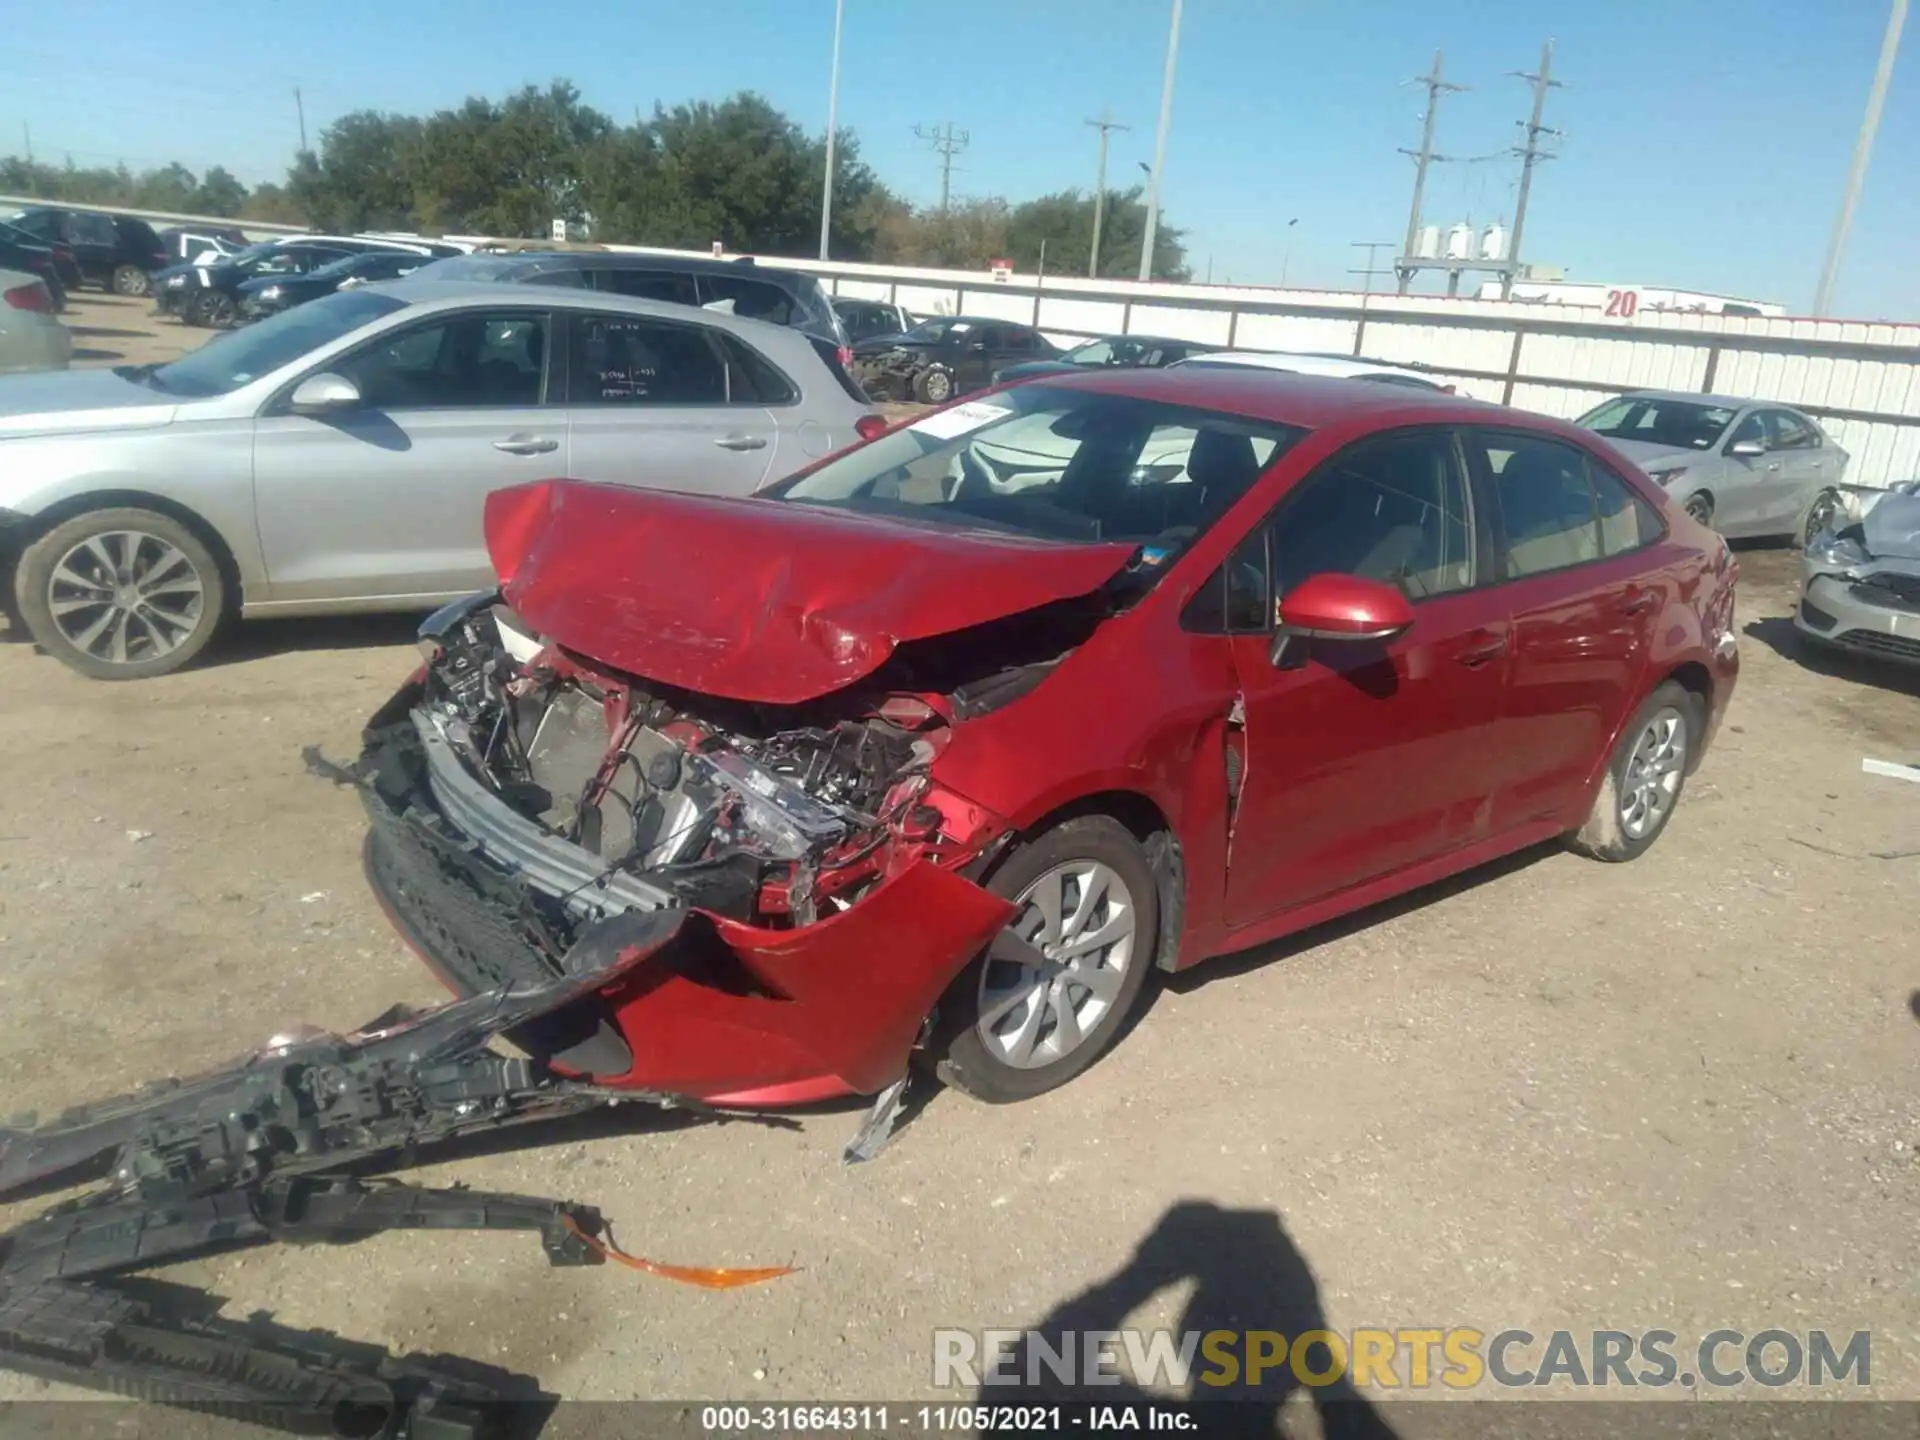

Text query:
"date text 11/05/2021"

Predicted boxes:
[[702, 1407, 1192, 1433]]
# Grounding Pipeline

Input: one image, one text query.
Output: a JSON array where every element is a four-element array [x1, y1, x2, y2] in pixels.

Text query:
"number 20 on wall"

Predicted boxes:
[[1604, 288, 1640, 318]]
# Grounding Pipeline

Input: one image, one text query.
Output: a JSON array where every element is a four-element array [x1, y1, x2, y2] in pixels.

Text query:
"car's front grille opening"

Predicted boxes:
[[1838, 628, 1920, 661], [1851, 579, 1920, 615]]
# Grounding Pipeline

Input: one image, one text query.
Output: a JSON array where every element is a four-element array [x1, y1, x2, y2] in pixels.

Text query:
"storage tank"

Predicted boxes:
[[1415, 225, 1441, 259], [1444, 223, 1473, 260], [1480, 222, 1507, 261]]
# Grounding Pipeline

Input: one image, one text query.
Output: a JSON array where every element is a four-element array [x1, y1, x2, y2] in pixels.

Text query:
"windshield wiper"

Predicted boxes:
[[111, 363, 169, 393]]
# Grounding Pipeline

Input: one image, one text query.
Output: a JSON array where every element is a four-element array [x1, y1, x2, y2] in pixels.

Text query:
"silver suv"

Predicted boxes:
[[0, 281, 878, 679]]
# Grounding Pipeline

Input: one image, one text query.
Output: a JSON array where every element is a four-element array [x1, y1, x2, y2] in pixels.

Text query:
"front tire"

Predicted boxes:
[[13, 508, 227, 680], [194, 291, 237, 328], [1683, 491, 1715, 527], [915, 366, 954, 404], [932, 815, 1159, 1103], [111, 264, 151, 297], [1799, 487, 1843, 547], [1567, 680, 1701, 863]]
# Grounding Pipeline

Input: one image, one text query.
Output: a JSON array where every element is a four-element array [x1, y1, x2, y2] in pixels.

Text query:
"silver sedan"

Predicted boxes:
[[1577, 389, 1848, 542], [0, 281, 875, 679]]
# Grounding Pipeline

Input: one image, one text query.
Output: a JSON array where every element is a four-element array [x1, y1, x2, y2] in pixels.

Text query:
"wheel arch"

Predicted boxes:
[[984, 788, 1187, 973], [4, 490, 245, 618]]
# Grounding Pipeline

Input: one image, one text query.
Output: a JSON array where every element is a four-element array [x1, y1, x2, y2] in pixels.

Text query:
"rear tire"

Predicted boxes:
[[194, 291, 237, 328], [931, 815, 1159, 1103], [111, 264, 151, 297], [13, 507, 227, 680], [1567, 680, 1702, 863]]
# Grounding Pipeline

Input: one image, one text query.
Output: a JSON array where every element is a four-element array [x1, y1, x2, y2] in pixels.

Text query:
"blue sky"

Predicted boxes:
[[4, 0, 1915, 316]]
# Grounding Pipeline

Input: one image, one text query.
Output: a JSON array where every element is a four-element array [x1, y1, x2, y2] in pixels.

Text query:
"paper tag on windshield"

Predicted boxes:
[[908, 400, 1013, 441]]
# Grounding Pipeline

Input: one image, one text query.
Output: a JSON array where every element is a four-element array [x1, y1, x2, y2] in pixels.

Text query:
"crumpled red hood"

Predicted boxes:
[[484, 480, 1137, 704]]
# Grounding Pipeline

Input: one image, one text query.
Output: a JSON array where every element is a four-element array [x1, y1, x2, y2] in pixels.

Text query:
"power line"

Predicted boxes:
[[1084, 110, 1131, 277], [1395, 49, 1464, 295], [911, 121, 969, 211], [1501, 40, 1563, 299]]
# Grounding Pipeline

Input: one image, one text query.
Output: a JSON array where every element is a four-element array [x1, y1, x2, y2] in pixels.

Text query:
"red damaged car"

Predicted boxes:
[[353, 370, 1738, 1109]]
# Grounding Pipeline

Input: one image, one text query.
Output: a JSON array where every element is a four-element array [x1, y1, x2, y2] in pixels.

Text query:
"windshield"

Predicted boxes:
[[223, 242, 280, 268], [141, 290, 408, 398], [766, 384, 1307, 556], [1578, 395, 1737, 450]]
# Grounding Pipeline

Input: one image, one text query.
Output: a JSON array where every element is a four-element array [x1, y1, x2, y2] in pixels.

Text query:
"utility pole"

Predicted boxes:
[[21, 123, 30, 165], [1138, 0, 1184, 281], [1396, 50, 1463, 295], [1350, 240, 1395, 295], [1501, 41, 1562, 300], [1085, 110, 1131, 277], [818, 0, 845, 260], [1815, 0, 1907, 316], [293, 87, 309, 154], [1280, 217, 1299, 286], [912, 122, 970, 212]]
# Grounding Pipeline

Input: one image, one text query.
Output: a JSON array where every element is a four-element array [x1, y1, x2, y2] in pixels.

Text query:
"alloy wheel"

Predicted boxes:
[[113, 265, 150, 297], [1619, 705, 1687, 841], [1802, 490, 1842, 546], [975, 860, 1136, 1069], [923, 370, 952, 403], [1684, 493, 1713, 526], [45, 530, 207, 667]]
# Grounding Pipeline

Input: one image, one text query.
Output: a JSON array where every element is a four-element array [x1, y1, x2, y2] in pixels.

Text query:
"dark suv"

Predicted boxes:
[[2, 207, 169, 296], [416, 250, 863, 396]]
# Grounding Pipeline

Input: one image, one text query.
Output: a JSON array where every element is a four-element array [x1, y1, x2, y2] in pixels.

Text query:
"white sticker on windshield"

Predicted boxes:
[[908, 400, 1013, 440]]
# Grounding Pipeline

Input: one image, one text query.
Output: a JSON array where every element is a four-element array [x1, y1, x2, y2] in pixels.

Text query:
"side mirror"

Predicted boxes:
[[1270, 573, 1415, 668], [1728, 437, 1766, 458], [288, 372, 363, 415]]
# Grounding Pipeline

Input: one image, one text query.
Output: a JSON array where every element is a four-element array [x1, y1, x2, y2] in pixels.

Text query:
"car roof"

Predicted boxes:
[[1609, 388, 1786, 411], [1027, 365, 1518, 431], [373, 277, 814, 338], [447, 250, 821, 286]]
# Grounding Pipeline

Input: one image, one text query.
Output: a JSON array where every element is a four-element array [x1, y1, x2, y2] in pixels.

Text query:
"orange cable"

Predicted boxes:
[[561, 1214, 797, 1289]]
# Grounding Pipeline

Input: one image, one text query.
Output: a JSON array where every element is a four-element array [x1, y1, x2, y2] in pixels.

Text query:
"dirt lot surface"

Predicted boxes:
[[0, 300, 1914, 1428]]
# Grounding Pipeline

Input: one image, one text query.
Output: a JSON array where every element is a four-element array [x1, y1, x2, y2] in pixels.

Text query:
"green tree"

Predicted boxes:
[[291, 111, 424, 231], [412, 82, 611, 236], [1005, 187, 1189, 281], [193, 166, 249, 217]]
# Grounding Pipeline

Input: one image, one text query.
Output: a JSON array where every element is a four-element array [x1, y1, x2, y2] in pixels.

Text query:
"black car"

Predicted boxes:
[[832, 297, 920, 343], [156, 239, 436, 327], [0, 222, 67, 310], [992, 333, 1202, 385], [3, 207, 168, 295], [850, 316, 1059, 404], [238, 249, 432, 319]]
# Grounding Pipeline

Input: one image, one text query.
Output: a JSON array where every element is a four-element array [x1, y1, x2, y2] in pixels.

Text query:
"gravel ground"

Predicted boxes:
[[0, 300, 1913, 1430]]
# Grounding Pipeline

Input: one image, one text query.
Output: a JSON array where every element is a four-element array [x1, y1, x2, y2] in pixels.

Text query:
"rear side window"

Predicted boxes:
[[596, 269, 699, 306], [75, 212, 117, 246], [1765, 410, 1819, 450], [718, 334, 798, 404], [520, 266, 589, 289], [702, 275, 795, 326], [566, 313, 729, 404], [1479, 432, 1633, 578]]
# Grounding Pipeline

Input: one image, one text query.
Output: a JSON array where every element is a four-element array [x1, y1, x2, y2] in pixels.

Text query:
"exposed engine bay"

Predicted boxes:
[[402, 592, 1089, 942]]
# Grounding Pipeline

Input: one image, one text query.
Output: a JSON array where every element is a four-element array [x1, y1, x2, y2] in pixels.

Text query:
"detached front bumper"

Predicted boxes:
[[353, 704, 1015, 1107], [1796, 571, 1920, 665]]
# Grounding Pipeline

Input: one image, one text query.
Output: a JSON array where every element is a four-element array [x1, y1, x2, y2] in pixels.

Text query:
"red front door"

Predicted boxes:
[[1212, 427, 1516, 928]]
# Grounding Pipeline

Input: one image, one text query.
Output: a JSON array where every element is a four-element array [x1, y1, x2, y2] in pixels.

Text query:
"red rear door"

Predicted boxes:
[[1466, 428, 1669, 829]]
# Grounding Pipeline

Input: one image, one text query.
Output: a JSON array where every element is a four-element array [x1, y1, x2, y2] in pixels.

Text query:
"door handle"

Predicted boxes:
[[1618, 586, 1660, 615], [714, 434, 769, 452], [1452, 630, 1508, 667], [492, 435, 557, 455]]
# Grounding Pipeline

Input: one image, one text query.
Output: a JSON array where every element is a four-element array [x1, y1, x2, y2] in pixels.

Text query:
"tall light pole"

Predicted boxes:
[[1815, 0, 1908, 316], [1280, 217, 1299, 287], [818, 0, 845, 261], [1086, 110, 1130, 277], [1138, 0, 1183, 281]]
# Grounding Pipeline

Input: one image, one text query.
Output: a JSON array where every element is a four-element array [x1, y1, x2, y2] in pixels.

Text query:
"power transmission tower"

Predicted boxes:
[[1396, 50, 1464, 294], [1349, 241, 1396, 295], [1085, 111, 1131, 276], [912, 122, 970, 212], [1501, 41, 1563, 299]]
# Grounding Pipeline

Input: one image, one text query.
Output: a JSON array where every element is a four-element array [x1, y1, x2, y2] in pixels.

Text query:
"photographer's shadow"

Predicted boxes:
[[983, 1200, 1398, 1440]]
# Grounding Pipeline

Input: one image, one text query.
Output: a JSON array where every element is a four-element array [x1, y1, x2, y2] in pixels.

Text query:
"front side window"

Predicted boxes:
[[1724, 412, 1766, 450], [1481, 433, 1604, 578], [567, 313, 728, 404], [767, 383, 1304, 557], [334, 311, 548, 408], [141, 289, 409, 398], [1066, 339, 1116, 366], [1578, 395, 1737, 451]]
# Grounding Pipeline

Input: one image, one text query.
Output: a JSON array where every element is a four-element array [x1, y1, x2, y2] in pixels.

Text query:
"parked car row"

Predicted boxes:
[[3, 205, 170, 298]]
